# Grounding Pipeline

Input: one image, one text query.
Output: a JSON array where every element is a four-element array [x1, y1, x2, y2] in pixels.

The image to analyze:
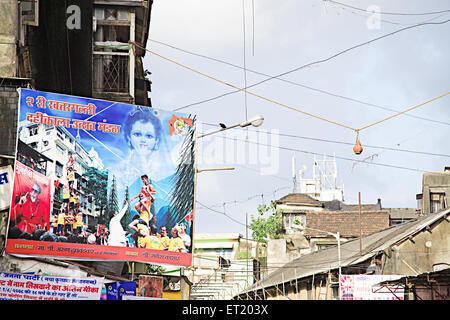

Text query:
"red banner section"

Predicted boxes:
[[9, 162, 51, 234], [6, 239, 192, 266]]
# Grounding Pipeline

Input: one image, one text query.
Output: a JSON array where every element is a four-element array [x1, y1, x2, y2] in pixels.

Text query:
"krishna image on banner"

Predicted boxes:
[[5, 89, 196, 266]]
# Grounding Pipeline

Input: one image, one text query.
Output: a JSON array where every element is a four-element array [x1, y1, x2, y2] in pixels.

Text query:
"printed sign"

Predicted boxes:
[[105, 281, 136, 300], [340, 274, 404, 300], [138, 275, 163, 298], [0, 271, 103, 300], [5, 89, 196, 266], [0, 165, 14, 211]]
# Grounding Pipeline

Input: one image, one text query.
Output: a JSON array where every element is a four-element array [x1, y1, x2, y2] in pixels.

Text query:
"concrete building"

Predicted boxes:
[[416, 167, 450, 215], [0, 0, 154, 281], [238, 208, 450, 300], [1, 0, 153, 158], [186, 233, 266, 300], [271, 189, 418, 275]]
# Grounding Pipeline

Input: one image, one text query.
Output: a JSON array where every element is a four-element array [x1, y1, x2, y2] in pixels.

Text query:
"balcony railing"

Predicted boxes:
[[93, 54, 129, 93]]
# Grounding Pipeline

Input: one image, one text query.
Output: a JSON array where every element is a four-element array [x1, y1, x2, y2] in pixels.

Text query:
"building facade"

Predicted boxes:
[[0, 0, 153, 280], [238, 208, 450, 300], [416, 167, 450, 215], [187, 233, 267, 300]]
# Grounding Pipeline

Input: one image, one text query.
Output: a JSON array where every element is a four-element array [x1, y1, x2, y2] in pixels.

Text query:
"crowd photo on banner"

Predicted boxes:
[[6, 89, 196, 262]]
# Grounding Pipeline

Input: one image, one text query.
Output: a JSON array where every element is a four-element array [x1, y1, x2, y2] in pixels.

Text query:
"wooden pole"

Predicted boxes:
[[358, 192, 362, 256]]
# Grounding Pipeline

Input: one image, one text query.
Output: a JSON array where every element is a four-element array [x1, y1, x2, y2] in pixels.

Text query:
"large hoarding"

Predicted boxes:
[[5, 89, 196, 266]]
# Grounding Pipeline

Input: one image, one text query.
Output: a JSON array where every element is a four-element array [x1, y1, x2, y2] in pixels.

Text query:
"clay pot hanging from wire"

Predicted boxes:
[[353, 132, 363, 155]]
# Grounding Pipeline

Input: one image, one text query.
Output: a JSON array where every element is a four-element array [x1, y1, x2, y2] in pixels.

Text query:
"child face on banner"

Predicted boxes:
[[129, 120, 157, 156]]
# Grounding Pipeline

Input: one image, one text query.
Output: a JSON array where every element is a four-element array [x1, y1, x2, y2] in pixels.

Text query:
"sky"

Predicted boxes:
[[142, 0, 450, 236]]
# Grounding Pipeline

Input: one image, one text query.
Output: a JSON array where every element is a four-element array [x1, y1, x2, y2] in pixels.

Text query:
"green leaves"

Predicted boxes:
[[249, 201, 283, 246]]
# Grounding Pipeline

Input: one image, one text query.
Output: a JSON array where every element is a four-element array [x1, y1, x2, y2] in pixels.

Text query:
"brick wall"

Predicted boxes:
[[305, 210, 390, 237]]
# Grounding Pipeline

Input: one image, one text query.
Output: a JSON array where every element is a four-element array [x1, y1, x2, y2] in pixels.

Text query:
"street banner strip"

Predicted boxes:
[[0, 271, 104, 300], [340, 274, 404, 300], [5, 89, 196, 266], [5, 239, 192, 265], [0, 165, 14, 211]]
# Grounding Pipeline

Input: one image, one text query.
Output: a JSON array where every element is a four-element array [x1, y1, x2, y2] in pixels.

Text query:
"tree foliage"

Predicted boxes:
[[249, 201, 283, 246]]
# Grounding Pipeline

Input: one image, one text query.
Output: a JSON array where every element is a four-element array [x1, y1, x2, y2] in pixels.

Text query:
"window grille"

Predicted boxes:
[[93, 54, 129, 93]]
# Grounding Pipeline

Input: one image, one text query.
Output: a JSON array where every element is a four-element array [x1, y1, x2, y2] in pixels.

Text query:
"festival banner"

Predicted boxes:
[[5, 89, 197, 266], [8, 161, 52, 234], [339, 274, 404, 300], [0, 165, 14, 211], [0, 271, 103, 300]]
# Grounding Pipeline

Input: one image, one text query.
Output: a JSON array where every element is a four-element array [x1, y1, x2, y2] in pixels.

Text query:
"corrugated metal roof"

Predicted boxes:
[[243, 208, 450, 294]]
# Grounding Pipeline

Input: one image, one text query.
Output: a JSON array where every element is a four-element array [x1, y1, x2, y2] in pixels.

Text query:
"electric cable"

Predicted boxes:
[[327, 0, 450, 16], [196, 200, 247, 227], [130, 41, 449, 136], [163, 19, 450, 113], [148, 38, 450, 127], [201, 122, 450, 158], [210, 134, 427, 172]]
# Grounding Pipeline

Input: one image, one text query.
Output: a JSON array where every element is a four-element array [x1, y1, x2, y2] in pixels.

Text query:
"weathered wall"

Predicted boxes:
[[0, 86, 19, 157], [0, 0, 17, 77], [26, 0, 92, 97], [382, 217, 450, 275], [422, 172, 450, 214]]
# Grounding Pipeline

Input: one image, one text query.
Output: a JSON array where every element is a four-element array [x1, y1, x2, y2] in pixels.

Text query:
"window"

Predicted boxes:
[[284, 213, 306, 230], [56, 144, 65, 157], [317, 243, 336, 251], [28, 125, 38, 136], [55, 162, 63, 178], [430, 193, 446, 213], [93, 54, 129, 93], [416, 194, 422, 212], [20, 0, 39, 26], [92, 7, 134, 96]]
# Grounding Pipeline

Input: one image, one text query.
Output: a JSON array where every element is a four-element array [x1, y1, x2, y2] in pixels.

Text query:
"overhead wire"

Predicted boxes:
[[131, 41, 356, 132], [164, 19, 450, 113], [130, 39, 449, 136], [148, 38, 450, 127], [201, 122, 450, 158], [207, 134, 427, 172], [358, 91, 450, 131], [328, 2, 450, 27], [197, 184, 291, 210], [196, 200, 247, 227], [326, 0, 450, 16]]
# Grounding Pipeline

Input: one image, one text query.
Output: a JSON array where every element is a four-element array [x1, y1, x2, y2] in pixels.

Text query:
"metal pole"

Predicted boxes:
[[196, 167, 235, 173], [198, 123, 240, 139]]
